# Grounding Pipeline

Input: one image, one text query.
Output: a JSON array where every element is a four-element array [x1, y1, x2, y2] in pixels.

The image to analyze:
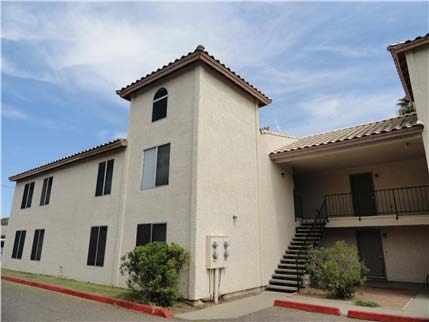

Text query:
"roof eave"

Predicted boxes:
[[9, 140, 128, 182], [388, 36, 429, 102], [116, 51, 271, 107], [270, 126, 423, 163]]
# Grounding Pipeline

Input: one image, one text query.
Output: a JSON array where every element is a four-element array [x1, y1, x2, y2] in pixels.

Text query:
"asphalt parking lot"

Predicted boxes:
[[2, 280, 362, 321]]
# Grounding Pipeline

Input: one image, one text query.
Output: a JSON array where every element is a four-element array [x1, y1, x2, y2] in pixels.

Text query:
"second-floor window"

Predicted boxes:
[[152, 88, 168, 122], [21, 182, 35, 209], [12, 230, 26, 259], [40, 177, 53, 206], [95, 159, 114, 197], [141, 144, 170, 190], [30, 229, 45, 261]]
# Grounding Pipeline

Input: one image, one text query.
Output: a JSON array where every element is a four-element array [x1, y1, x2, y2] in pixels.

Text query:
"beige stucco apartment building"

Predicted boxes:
[[3, 35, 429, 301]]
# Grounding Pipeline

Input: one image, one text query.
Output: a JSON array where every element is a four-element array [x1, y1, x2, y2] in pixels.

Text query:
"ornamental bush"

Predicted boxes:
[[305, 241, 368, 299], [120, 242, 190, 307]]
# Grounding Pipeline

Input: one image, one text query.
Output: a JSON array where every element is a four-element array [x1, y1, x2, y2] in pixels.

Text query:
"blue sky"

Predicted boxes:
[[1, 2, 428, 218]]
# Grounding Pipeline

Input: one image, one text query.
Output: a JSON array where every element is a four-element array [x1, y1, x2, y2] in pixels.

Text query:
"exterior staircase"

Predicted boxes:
[[266, 220, 327, 293]]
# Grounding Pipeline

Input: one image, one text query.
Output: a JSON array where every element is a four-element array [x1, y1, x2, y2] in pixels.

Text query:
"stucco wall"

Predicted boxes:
[[2, 151, 125, 285], [116, 67, 197, 297], [406, 46, 429, 168], [257, 133, 298, 285], [295, 158, 429, 219], [190, 65, 262, 300], [321, 226, 429, 283]]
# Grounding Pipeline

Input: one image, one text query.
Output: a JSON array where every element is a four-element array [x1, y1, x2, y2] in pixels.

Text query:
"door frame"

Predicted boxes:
[[349, 172, 377, 216], [356, 229, 387, 280]]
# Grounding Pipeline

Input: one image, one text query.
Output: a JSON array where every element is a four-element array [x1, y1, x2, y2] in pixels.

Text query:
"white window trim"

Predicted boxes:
[[153, 94, 168, 103]]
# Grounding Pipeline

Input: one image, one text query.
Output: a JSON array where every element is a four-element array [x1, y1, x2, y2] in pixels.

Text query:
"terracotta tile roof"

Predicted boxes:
[[259, 128, 300, 139], [387, 33, 429, 50], [9, 139, 128, 182], [271, 113, 422, 155], [116, 45, 271, 107]]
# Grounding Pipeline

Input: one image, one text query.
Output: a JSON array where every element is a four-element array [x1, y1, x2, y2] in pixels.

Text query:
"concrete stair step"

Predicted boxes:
[[266, 284, 297, 293], [269, 279, 301, 287], [272, 274, 303, 281]]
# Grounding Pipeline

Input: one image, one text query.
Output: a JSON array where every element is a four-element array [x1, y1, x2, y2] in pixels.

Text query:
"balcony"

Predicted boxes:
[[299, 186, 429, 228]]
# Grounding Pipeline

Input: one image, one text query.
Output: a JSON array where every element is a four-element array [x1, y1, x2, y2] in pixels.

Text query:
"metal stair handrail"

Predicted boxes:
[[296, 198, 328, 292]]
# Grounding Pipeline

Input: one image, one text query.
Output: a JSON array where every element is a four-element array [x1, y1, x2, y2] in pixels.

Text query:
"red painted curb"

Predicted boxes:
[[348, 310, 429, 322], [2, 275, 172, 318], [273, 299, 342, 316]]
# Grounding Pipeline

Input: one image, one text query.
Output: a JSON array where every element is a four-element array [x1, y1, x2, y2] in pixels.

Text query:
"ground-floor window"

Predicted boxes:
[[12, 230, 26, 259], [136, 223, 167, 246], [30, 229, 45, 261], [87, 226, 107, 267]]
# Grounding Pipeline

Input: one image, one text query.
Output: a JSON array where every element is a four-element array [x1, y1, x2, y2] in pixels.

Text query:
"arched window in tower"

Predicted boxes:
[[152, 88, 168, 122]]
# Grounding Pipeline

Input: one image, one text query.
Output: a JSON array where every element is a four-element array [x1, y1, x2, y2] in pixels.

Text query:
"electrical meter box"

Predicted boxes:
[[206, 236, 230, 269]]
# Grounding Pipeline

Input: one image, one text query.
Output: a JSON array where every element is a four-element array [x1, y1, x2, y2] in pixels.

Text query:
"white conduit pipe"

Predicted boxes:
[[214, 268, 219, 303]]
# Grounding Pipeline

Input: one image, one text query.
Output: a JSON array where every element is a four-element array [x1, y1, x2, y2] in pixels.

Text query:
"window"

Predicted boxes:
[[152, 88, 168, 122], [30, 229, 45, 261], [87, 226, 108, 267], [11, 230, 26, 259], [136, 223, 167, 246], [21, 182, 35, 209], [141, 144, 170, 189], [95, 159, 114, 196], [40, 177, 53, 206]]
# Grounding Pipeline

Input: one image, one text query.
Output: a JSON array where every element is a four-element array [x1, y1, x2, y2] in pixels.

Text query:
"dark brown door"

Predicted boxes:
[[350, 173, 377, 216], [356, 229, 386, 280]]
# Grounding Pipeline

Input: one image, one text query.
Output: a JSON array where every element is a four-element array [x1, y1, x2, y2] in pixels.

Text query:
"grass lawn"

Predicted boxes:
[[1, 268, 132, 299]]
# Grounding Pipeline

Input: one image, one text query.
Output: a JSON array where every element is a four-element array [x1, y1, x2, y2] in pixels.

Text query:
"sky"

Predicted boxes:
[[1, 2, 428, 218]]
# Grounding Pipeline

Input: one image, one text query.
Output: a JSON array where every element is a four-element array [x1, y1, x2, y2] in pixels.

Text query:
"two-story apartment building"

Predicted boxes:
[[3, 36, 429, 301]]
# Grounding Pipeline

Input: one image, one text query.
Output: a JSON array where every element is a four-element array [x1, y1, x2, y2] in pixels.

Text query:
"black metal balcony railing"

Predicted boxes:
[[325, 185, 429, 220]]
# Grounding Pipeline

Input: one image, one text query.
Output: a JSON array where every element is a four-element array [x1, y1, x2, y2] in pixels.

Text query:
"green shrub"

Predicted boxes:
[[305, 241, 368, 299], [120, 242, 190, 307], [354, 300, 380, 307]]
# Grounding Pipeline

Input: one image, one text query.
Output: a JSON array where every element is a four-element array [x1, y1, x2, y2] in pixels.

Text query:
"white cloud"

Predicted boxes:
[[280, 91, 399, 136], [96, 129, 127, 142], [309, 45, 381, 58], [1, 106, 29, 120]]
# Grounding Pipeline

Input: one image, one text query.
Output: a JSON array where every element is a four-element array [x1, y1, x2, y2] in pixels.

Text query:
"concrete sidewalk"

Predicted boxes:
[[175, 291, 291, 320], [175, 288, 429, 320], [287, 288, 429, 318]]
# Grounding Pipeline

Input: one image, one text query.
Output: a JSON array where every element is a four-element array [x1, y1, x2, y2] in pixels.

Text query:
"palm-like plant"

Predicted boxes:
[[397, 97, 416, 115]]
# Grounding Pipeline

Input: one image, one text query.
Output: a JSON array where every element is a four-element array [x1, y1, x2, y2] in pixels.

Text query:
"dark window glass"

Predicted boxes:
[[152, 224, 167, 242], [95, 160, 114, 197], [31, 229, 45, 261], [21, 184, 29, 209], [152, 88, 168, 122], [40, 177, 53, 206], [95, 227, 107, 266], [155, 144, 170, 186], [104, 160, 114, 195], [136, 224, 151, 246], [95, 162, 106, 196], [12, 231, 20, 258], [45, 177, 53, 204], [12, 230, 26, 259], [21, 182, 35, 209], [136, 223, 166, 246], [87, 226, 108, 267]]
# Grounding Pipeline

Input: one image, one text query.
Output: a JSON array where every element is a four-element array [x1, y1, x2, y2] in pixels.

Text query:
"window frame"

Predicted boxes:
[[30, 229, 45, 261], [86, 226, 108, 267], [152, 88, 168, 122], [21, 182, 35, 209], [40, 177, 53, 206], [11, 230, 26, 259], [141, 144, 171, 190], [95, 159, 114, 197], [136, 223, 167, 246]]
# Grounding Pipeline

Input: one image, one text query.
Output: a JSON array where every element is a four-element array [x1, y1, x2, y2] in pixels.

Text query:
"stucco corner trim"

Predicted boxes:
[[1, 275, 173, 318]]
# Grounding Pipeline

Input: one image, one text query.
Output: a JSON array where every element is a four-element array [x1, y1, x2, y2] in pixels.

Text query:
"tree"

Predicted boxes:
[[397, 97, 415, 115]]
